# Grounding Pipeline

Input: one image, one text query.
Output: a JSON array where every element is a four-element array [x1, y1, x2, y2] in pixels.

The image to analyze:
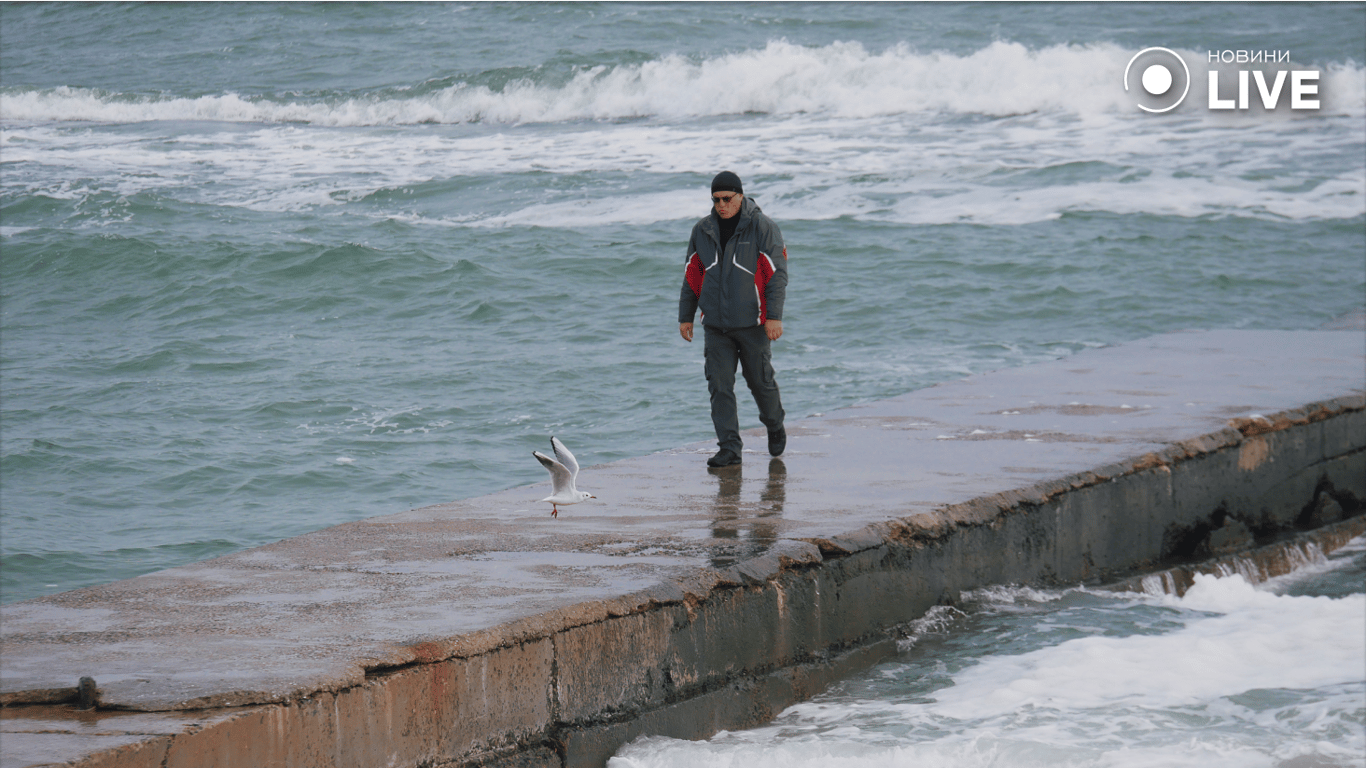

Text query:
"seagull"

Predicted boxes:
[[533, 436, 595, 518]]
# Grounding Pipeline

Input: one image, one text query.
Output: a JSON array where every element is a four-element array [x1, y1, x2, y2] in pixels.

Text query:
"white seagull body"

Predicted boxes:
[[533, 436, 595, 517]]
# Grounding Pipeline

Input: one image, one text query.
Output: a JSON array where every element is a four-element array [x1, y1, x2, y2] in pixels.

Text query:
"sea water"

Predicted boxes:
[[611, 538, 1366, 768], [1, 4, 1362, 605]]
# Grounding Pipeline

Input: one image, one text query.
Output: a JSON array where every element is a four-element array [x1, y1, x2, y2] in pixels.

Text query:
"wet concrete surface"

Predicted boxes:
[[1, 328, 1363, 765]]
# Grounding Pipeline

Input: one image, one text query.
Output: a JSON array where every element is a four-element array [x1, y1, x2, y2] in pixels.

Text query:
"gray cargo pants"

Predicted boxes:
[[703, 325, 785, 455]]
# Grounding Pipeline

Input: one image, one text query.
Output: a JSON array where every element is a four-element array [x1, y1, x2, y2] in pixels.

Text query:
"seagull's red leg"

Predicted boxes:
[[552, 506, 559, 518]]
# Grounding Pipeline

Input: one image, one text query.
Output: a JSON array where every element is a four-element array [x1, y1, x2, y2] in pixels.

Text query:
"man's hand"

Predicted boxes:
[[765, 319, 783, 341], [679, 322, 694, 342]]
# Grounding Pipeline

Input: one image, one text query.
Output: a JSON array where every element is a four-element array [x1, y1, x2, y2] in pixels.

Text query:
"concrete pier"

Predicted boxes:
[[2, 328, 1363, 768]]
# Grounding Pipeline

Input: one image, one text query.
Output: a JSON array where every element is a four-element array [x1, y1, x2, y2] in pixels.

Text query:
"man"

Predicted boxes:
[[678, 171, 788, 468]]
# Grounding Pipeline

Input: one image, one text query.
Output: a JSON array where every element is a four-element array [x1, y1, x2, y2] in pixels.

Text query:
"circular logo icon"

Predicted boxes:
[[1124, 47, 1190, 113]]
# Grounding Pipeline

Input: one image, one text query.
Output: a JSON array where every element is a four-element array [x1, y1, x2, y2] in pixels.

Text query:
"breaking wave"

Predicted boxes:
[[5, 40, 1362, 126]]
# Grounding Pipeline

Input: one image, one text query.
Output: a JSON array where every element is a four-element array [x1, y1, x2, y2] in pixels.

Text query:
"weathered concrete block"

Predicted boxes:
[[665, 575, 823, 694], [554, 609, 677, 722], [807, 549, 897, 648], [559, 677, 786, 768], [448, 642, 556, 755], [809, 545, 937, 649], [1320, 450, 1366, 505], [1208, 517, 1254, 554], [1307, 495, 1345, 527], [459, 745, 562, 768], [787, 638, 898, 701], [665, 587, 774, 694], [298, 640, 552, 767], [1321, 407, 1366, 460], [768, 573, 826, 663], [1240, 426, 1319, 498], [559, 639, 900, 768], [1239, 460, 1321, 532], [164, 706, 312, 768], [1172, 448, 1239, 519]]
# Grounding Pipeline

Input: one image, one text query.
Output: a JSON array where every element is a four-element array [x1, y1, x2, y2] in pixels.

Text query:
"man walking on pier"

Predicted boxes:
[[678, 171, 788, 467]]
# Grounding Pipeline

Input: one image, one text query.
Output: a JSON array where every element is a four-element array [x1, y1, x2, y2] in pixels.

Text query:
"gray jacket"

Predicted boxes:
[[678, 196, 788, 329]]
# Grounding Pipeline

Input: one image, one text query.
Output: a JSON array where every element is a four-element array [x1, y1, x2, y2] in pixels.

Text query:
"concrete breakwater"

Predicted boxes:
[[2, 328, 1363, 768]]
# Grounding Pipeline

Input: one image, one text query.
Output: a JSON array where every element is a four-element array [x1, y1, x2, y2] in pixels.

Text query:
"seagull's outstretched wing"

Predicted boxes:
[[534, 451, 573, 495], [550, 436, 579, 481]]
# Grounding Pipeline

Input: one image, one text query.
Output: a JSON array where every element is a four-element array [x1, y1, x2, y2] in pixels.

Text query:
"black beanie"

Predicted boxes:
[[711, 171, 743, 194]]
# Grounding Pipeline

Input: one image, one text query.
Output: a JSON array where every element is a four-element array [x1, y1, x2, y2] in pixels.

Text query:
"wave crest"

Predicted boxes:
[[7, 40, 1360, 126]]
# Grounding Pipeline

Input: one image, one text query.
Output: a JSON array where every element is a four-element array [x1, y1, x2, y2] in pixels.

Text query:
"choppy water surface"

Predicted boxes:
[[611, 538, 1366, 768], [2, 3, 1363, 605]]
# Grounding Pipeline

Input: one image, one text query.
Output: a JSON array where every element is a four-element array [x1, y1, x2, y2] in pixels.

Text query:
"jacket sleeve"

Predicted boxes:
[[678, 227, 702, 324], [760, 220, 787, 322]]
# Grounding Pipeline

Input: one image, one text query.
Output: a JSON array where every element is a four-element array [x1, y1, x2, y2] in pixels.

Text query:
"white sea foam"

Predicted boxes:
[[3, 42, 1363, 126], [3, 41, 1362, 227], [932, 574, 1364, 718], [614, 547, 1366, 768], [612, 737, 1339, 768], [9, 110, 1359, 228]]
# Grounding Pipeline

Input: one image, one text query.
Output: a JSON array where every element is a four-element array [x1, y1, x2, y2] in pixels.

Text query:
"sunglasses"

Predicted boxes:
[[711, 194, 739, 205]]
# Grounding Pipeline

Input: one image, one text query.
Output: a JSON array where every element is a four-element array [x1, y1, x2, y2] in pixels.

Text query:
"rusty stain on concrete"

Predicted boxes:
[[1238, 435, 1272, 471]]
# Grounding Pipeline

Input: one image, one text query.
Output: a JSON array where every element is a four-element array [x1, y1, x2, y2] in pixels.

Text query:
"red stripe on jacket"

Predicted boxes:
[[755, 251, 777, 324], [685, 253, 705, 298]]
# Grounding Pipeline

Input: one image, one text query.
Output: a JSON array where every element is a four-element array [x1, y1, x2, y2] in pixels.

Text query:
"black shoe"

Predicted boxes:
[[768, 425, 786, 457], [707, 448, 742, 467]]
